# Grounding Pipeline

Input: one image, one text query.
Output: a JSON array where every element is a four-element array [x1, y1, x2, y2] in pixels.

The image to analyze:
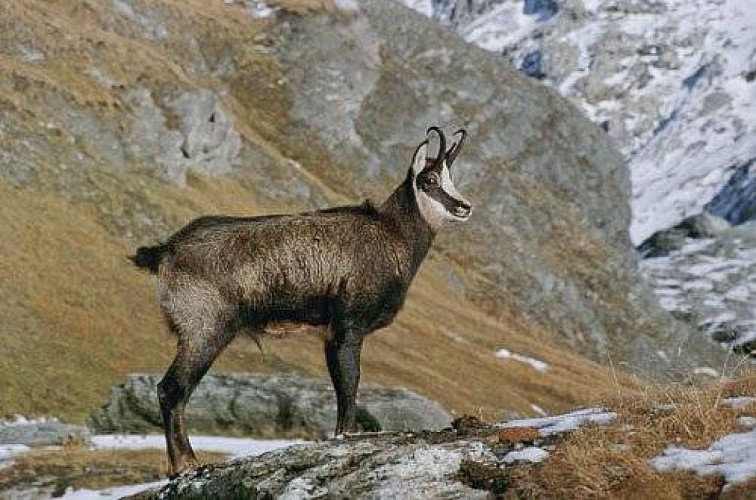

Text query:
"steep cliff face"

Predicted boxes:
[[0, 0, 727, 420]]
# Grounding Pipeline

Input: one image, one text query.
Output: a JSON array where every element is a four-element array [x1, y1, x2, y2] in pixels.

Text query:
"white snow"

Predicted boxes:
[[333, 0, 359, 12], [460, 3, 544, 54], [496, 408, 617, 436], [0, 444, 30, 470], [650, 429, 756, 487], [60, 480, 168, 499], [530, 404, 548, 416], [722, 397, 756, 410], [640, 227, 756, 350], [90, 434, 302, 459], [692, 367, 719, 377], [503, 446, 549, 464], [234, 0, 278, 18], [0, 415, 59, 427], [739, 417, 756, 429], [400, 0, 433, 18], [494, 348, 549, 372]]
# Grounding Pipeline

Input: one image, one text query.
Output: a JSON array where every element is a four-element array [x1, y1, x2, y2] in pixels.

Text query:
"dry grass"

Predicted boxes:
[[0, 0, 633, 426], [506, 375, 756, 499], [0, 444, 227, 494]]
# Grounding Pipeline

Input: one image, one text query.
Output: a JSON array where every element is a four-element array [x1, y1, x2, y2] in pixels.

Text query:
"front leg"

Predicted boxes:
[[324, 335, 364, 435]]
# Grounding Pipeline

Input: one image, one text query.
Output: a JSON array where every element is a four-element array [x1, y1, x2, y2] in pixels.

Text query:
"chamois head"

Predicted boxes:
[[410, 127, 472, 229]]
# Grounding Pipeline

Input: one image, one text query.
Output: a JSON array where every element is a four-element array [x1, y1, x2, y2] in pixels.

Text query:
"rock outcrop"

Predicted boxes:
[[128, 409, 616, 499], [402, 0, 756, 371], [88, 374, 453, 438], [641, 222, 756, 358]]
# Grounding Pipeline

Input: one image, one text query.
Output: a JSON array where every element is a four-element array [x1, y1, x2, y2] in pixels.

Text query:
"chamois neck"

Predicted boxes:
[[379, 172, 435, 270]]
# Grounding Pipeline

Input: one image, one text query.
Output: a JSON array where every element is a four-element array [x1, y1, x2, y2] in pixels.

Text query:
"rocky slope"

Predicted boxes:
[[641, 222, 756, 357], [2, 377, 751, 498], [405, 0, 755, 243], [130, 410, 617, 499], [126, 389, 756, 499], [402, 0, 756, 357], [0, 0, 730, 422]]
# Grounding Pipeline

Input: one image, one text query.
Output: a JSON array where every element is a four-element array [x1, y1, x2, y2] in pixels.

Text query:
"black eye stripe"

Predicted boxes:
[[417, 176, 466, 212]]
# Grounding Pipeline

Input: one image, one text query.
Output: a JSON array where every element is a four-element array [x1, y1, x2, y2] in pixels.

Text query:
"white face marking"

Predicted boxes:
[[410, 146, 472, 230]]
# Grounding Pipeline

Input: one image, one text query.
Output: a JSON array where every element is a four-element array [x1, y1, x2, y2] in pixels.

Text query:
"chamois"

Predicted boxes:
[[131, 127, 472, 475]]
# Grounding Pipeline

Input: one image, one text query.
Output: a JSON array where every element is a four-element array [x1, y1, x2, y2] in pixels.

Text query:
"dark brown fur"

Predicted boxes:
[[134, 170, 433, 475], [132, 128, 468, 476]]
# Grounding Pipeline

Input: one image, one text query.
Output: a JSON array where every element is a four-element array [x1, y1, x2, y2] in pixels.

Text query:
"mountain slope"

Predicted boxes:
[[404, 0, 756, 244], [0, 0, 725, 422]]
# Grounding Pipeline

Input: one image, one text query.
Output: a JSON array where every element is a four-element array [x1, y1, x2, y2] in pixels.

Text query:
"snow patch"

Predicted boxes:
[[60, 480, 168, 499], [0, 444, 30, 470], [738, 417, 756, 429], [693, 367, 719, 377], [494, 348, 549, 372], [496, 408, 616, 436], [503, 446, 549, 464], [229, 0, 278, 18], [401, 0, 433, 17], [531, 404, 548, 416], [333, 0, 359, 11], [650, 429, 756, 487], [722, 397, 756, 410], [1, 415, 59, 427], [90, 434, 301, 459]]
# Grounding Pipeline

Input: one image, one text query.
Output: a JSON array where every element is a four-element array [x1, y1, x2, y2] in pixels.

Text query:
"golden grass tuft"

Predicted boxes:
[[506, 375, 755, 498]]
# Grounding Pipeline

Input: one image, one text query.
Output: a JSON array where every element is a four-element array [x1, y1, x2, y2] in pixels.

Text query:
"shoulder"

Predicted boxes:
[[316, 199, 379, 218]]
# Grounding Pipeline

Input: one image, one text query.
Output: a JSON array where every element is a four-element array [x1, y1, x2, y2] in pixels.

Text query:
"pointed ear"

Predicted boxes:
[[411, 140, 428, 176]]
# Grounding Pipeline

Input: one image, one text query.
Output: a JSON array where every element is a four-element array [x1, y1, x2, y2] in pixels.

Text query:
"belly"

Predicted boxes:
[[261, 321, 331, 341]]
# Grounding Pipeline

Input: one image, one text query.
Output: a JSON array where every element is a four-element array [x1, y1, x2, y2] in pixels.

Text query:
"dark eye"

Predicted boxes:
[[426, 173, 439, 186]]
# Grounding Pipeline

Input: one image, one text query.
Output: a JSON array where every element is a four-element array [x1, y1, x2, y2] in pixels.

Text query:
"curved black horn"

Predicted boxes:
[[445, 129, 467, 167], [425, 126, 447, 167]]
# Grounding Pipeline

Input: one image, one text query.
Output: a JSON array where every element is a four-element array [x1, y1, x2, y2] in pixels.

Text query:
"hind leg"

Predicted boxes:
[[158, 317, 235, 476], [325, 315, 366, 436]]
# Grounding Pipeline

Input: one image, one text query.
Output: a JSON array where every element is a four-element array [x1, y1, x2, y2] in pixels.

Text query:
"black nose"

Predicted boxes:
[[453, 202, 472, 218]]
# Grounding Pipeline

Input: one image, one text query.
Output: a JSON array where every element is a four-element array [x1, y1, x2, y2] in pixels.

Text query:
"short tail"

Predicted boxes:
[[129, 244, 168, 274]]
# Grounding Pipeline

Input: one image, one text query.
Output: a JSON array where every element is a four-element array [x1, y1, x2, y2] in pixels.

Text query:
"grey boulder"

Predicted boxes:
[[88, 373, 453, 438]]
